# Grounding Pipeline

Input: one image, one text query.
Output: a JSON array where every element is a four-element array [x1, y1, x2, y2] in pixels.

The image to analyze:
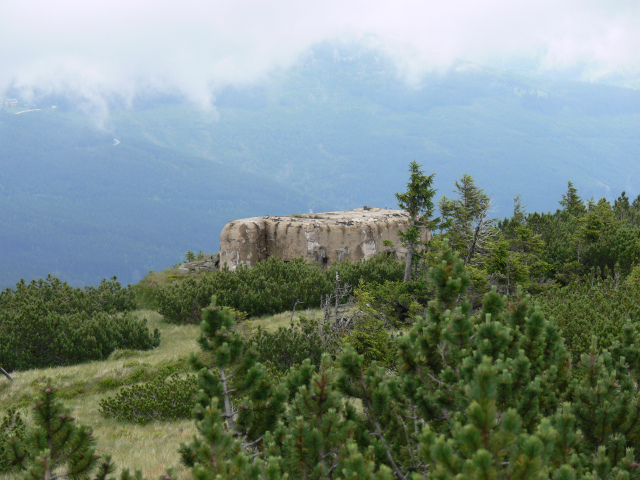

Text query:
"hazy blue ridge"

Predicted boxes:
[[1, 42, 638, 288], [0, 109, 330, 288]]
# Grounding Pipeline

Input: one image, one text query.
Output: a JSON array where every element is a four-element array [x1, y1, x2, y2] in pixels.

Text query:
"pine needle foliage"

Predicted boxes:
[[0, 407, 27, 473], [540, 271, 640, 361], [252, 317, 329, 373], [395, 161, 438, 283], [180, 297, 287, 466], [0, 275, 159, 372], [335, 238, 640, 479], [155, 255, 403, 323], [99, 374, 197, 424], [3, 385, 169, 480], [265, 355, 360, 479], [184, 397, 261, 480], [0, 275, 137, 316], [6, 385, 108, 480], [419, 357, 552, 480]]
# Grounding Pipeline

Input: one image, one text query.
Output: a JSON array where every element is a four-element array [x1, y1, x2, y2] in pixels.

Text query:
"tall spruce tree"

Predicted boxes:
[[439, 174, 495, 266], [559, 181, 587, 218], [180, 297, 286, 463], [395, 161, 438, 283]]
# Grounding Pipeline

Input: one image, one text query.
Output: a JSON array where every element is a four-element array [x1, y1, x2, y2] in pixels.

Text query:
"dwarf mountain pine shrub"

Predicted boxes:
[[540, 270, 640, 360], [155, 255, 403, 323], [5, 385, 114, 479], [0, 275, 136, 315], [100, 374, 198, 424], [179, 239, 640, 479], [4, 385, 163, 480], [0, 275, 159, 372], [252, 317, 328, 373], [0, 407, 26, 473], [0, 310, 160, 372]]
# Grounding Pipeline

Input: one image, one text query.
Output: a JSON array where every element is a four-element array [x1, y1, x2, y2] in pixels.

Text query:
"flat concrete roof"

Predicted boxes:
[[238, 207, 410, 226]]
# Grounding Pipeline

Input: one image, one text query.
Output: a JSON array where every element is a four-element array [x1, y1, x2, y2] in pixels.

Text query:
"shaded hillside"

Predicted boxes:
[[0, 109, 329, 287]]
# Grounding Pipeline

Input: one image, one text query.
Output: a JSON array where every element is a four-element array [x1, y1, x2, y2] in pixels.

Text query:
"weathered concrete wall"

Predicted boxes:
[[219, 208, 429, 270]]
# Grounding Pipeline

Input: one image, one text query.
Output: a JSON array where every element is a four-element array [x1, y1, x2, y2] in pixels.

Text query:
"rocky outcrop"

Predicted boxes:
[[219, 207, 429, 270], [177, 253, 220, 273]]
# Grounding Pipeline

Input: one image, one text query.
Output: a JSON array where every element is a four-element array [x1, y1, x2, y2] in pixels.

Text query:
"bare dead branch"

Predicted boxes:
[[0, 365, 12, 381]]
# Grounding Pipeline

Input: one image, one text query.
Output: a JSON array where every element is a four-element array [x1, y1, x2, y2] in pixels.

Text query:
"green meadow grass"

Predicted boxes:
[[1, 307, 323, 478]]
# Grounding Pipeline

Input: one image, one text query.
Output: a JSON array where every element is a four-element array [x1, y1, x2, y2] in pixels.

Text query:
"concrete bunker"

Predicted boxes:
[[219, 207, 429, 270]]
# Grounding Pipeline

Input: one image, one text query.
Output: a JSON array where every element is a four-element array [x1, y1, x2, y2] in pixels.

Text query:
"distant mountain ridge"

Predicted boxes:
[[0, 109, 330, 287], [1, 41, 638, 288]]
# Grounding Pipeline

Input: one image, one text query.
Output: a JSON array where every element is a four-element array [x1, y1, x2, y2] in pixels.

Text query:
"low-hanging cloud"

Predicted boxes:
[[1, 0, 638, 112]]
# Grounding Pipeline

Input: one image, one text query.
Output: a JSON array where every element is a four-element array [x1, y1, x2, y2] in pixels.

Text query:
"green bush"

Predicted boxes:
[[100, 374, 197, 424], [327, 253, 404, 289], [539, 273, 640, 360], [0, 275, 159, 372], [156, 255, 403, 323], [6, 385, 120, 479], [0, 407, 27, 473], [341, 315, 396, 368], [252, 316, 335, 373], [355, 279, 432, 326], [0, 310, 160, 372], [0, 275, 136, 315]]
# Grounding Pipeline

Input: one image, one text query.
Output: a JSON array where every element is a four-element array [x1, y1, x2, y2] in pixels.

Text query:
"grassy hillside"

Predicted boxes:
[[0, 307, 317, 479], [4, 215, 640, 478]]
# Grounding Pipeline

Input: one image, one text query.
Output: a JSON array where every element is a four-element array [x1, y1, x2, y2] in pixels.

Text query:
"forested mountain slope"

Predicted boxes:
[[1, 42, 638, 288], [0, 109, 327, 287]]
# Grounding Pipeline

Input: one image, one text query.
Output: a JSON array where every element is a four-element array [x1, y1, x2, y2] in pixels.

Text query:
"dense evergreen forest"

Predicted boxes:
[[3, 166, 640, 479]]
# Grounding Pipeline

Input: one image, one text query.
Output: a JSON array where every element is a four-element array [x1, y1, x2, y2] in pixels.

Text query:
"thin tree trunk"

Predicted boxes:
[[464, 221, 481, 266], [404, 241, 414, 283], [0, 365, 12, 381], [219, 367, 235, 433], [334, 270, 339, 322]]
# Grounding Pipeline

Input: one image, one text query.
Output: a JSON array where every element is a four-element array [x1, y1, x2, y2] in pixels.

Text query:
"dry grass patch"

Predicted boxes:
[[243, 308, 324, 333], [1, 310, 200, 478], [0, 307, 325, 478]]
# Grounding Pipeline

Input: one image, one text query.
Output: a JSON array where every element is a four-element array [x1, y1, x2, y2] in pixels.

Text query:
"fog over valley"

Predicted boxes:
[[0, 0, 638, 287]]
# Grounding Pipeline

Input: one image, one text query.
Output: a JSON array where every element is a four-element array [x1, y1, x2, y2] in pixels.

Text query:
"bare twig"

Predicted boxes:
[[320, 276, 355, 331], [219, 367, 236, 433], [437, 343, 449, 368], [397, 413, 417, 469], [244, 436, 263, 449], [290, 299, 304, 323], [426, 372, 443, 388]]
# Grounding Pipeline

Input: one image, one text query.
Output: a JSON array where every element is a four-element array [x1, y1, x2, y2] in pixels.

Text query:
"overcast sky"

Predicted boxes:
[[1, 0, 638, 109]]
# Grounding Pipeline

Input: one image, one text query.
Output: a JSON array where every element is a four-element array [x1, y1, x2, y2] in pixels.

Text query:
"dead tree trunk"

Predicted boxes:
[[321, 270, 355, 330], [1, 365, 13, 381]]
